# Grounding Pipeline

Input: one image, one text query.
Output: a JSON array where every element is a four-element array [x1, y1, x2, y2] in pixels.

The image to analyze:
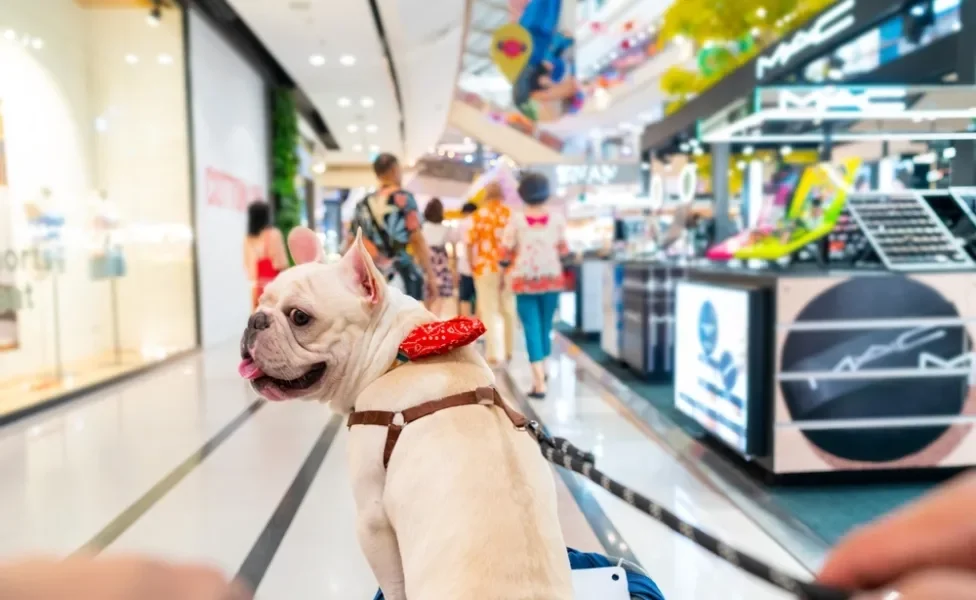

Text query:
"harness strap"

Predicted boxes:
[[347, 386, 527, 469]]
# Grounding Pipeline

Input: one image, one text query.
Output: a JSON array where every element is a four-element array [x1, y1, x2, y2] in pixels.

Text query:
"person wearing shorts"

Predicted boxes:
[[456, 202, 478, 316]]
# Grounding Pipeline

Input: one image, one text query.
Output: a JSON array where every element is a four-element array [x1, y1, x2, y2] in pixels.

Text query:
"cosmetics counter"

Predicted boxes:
[[565, 258, 606, 337], [596, 258, 686, 378], [675, 189, 976, 479]]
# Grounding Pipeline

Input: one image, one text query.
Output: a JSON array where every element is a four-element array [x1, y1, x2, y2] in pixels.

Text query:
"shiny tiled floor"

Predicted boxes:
[[0, 339, 814, 599]]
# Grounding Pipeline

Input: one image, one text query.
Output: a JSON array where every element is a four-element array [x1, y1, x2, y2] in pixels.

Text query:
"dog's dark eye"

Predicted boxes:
[[289, 309, 312, 327]]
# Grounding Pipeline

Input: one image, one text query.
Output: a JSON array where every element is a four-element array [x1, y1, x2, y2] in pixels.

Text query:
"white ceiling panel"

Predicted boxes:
[[225, 0, 403, 161], [377, 0, 467, 163]]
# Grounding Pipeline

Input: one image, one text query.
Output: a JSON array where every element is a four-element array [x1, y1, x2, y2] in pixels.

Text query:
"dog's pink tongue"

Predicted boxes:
[[238, 358, 265, 381]]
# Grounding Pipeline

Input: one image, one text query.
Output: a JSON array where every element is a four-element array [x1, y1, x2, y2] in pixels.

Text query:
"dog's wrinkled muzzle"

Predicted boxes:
[[239, 312, 271, 380], [241, 312, 271, 359]]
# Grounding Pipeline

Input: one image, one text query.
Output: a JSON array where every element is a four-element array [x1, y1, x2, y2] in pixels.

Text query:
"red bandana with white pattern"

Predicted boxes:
[[396, 317, 486, 362]]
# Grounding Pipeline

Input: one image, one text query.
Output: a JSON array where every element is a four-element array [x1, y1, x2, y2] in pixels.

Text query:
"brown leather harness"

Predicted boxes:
[[346, 386, 528, 469]]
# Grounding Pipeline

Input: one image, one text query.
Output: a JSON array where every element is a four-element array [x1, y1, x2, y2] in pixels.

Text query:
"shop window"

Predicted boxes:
[[0, 0, 196, 417]]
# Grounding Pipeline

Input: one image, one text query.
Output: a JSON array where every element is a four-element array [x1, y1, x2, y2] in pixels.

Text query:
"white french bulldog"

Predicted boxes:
[[239, 227, 573, 600]]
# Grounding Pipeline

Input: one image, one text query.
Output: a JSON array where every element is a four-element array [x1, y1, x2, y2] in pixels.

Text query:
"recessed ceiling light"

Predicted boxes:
[[157, 53, 173, 65], [3, 30, 16, 41], [368, 144, 379, 152], [337, 97, 351, 107], [339, 54, 356, 66], [365, 124, 378, 133], [353, 144, 363, 152], [309, 54, 326, 67], [347, 124, 358, 133], [125, 54, 139, 65], [31, 38, 43, 50], [312, 162, 327, 174], [360, 97, 374, 108]]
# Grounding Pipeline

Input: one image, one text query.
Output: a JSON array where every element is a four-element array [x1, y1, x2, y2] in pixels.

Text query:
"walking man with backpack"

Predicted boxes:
[[347, 153, 436, 301]]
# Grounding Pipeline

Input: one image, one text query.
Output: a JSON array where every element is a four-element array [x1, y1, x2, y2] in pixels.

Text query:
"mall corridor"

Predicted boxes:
[[4, 0, 976, 597], [0, 340, 811, 600]]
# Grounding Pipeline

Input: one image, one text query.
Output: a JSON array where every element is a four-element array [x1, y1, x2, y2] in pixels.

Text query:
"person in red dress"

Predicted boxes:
[[243, 201, 288, 310]]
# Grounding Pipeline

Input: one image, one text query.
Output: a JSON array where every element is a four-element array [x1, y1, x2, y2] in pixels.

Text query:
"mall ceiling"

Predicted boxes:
[[225, 0, 466, 165]]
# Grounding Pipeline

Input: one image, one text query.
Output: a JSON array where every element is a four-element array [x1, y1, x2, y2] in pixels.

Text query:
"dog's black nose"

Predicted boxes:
[[248, 312, 271, 331]]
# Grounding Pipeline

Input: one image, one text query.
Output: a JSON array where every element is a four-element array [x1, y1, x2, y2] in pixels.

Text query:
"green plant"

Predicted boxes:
[[271, 88, 301, 261]]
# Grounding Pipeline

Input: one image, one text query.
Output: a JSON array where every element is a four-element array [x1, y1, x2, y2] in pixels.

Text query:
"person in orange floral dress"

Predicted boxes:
[[465, 183, 516, 366]]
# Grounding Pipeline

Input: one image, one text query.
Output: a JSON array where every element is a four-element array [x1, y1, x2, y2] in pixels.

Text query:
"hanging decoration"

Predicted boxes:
[[658, 0, 840, 114], [492, 0, 583, 123], [490, 23, 533, 83]]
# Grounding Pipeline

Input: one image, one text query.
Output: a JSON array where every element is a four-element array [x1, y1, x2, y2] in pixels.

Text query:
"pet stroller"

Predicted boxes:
[[372, 547, 665, 599]]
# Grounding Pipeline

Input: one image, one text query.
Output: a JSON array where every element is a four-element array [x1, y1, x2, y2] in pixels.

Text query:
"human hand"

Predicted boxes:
[[819, 472, 976, 599], [0, 556, 251, 600]]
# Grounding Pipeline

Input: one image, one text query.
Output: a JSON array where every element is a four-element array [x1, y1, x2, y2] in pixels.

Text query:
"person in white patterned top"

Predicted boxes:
[[501, 171, 568, 398]]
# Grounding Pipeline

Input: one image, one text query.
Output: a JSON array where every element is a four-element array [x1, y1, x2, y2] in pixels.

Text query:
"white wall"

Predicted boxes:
[[189, 8, 269, 348]]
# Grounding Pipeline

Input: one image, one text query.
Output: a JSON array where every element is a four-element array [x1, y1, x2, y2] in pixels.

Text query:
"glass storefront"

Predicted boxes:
[[0, 0, 196, 417]]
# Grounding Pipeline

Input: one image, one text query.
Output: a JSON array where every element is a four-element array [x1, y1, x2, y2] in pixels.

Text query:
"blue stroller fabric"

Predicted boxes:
[[372, 547, 665, 600], [564, 547, 665, 600]]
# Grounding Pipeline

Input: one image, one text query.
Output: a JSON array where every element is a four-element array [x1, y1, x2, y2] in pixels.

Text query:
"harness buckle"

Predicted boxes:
[[392, 412, 405, 427], [475, 386, 495, 407]]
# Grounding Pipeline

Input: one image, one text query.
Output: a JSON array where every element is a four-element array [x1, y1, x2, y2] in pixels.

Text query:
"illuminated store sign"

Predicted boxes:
[[777, 87, 907, 113], [650, 164, 698, 209], [756, 0, 856, 81], [535, 163, 641, 188], [674, 282, 753, 454], [555, 164, 622, 186]]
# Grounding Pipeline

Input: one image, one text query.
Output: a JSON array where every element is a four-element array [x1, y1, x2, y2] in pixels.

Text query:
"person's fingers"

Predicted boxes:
[[820, 472, 976, 589], [165, 563, 253, 600], [854, 569, 976, 600]]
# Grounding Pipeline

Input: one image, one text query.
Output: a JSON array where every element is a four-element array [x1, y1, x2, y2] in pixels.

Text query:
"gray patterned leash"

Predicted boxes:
[[524, 421, 853, 600]]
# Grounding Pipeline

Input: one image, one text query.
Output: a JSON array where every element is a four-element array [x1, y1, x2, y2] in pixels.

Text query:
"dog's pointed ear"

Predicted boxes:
[[341, 229, 385, 305], [288, 227, 324, 264]]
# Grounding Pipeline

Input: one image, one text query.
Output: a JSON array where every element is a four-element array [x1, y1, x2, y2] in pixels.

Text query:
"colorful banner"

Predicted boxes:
[[492, 0, 583, 122]]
